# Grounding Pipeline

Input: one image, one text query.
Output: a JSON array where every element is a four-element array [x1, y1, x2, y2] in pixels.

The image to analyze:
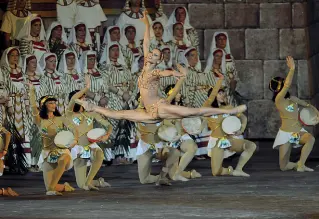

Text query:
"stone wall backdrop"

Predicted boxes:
[[0, 0, 317, 139]]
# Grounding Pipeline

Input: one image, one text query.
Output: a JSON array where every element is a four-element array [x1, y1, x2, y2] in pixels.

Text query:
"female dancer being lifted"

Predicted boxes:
[[76, 11, 247, 123]]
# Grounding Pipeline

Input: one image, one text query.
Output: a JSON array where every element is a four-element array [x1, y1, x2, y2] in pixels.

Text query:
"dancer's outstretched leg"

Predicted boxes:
[[75, 100, 247, 122]]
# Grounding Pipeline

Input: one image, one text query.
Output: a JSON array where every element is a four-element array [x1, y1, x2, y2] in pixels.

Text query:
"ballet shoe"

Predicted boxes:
[[232, 169, 250, 177], [7, 188, 19, 197], [296, 165, 314, 172], [190, 169, 202, 178], [64, 182, 75, 192], [46, 191, 63, 196], [172, 174, 189, 182], [75, 99, 94, 112], [98, 178, 111, 188], [156, 177, 172, 186], [83, 184, 100, 191]]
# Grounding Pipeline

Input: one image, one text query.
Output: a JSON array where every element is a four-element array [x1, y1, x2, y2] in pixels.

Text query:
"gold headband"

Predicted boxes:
[[40, 96, 56, 107]]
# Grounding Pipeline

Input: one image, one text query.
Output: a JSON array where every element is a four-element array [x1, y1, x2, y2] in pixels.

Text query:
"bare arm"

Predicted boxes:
[[275, 57, 295, 104], [166, 77, 185, 103], [140, 11, 150, 59], [238, 113, 247, 133], [202, 77, 223, 107], [93, 112, 113, 140], [66, 87, 89, 117], [290, 96, 319, 115], [29, 86, 41, 126]]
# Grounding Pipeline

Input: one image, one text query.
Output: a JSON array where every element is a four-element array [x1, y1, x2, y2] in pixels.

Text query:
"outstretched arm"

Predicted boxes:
[[166, 77, 185, 103], [275, 56, 295, 104], [140, 10, 150, 59], [202, 75, 224, 107], [158, 63, 187, 78]]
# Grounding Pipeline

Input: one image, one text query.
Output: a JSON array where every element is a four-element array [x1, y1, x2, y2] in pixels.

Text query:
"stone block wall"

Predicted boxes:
[[162, 0, 319, 139]]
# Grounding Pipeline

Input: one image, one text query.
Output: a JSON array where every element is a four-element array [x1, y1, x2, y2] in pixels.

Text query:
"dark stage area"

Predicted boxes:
[[1, 141, 319, 219]]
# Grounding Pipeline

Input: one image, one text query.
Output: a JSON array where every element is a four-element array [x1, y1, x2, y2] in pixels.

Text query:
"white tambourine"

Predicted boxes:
[[181, 117, 203, 135], [157, 125, 181, 142], [299, 107, 319, 126], [54, 131, 74, 149], [222, 116, 242, 135], [87, 128, 106, 143]]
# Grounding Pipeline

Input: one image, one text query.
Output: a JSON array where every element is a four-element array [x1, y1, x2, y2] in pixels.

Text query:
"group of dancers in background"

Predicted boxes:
[[0, 1, 319, 196]]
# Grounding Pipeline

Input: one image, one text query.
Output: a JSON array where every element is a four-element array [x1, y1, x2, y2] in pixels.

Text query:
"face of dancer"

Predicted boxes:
[[154, 0, 161, 9], [130, 0, 141, 7], [45, 56, 57, 71], [216, 35, 227, 50], [45, 100, 57, 113], [186, 50, 198, 67], [109, 46, 119, 60], [27, 57, 37, 72], [87, 56, 96, 69], [125, 27, 136, 42], [147, 49, 162, 64], [213, 51, 223, 66], [7, 50, 19, 66], [153, 23, 163, 39], [173, 23, 184, 39], [66, 54, 75, 69], [76, 25, 86, 42], [110, 29, 120, 42], [31, 20, 41, 37], [175, 8, 186, 23], [217, 90, 226, 103], [51, 26, 62, 40], [162, 49, 171, 63]]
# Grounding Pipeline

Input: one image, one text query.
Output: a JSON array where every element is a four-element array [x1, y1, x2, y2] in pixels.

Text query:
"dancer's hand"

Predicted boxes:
[[213, 69, 224, 79], [286, 56, 295, 70], [139, 10, 149, 25], [84, 74, 91, 89], [232, 130, 243, 136], [97, 133, 110, 142], [2, 150, 7, 156], [176, 64, 187, 77]]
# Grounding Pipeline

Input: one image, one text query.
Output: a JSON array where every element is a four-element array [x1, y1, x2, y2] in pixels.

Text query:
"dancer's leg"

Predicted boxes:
[[74, 158, 88, 189], [48, 154, 71, 191], [278, 143, 296, 171], [229, 139, 256, 177], [297, 133, 315, 172], [211, 147, 232, 176], [137, 150, 159, 184], [85, 148, 104, 190], [158, 104, 247, 119]]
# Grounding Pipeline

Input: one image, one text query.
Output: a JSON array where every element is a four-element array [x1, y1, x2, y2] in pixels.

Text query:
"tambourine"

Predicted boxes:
[[222, 116, 242, 134], [157, 125, 181, 142], [299, 107, 319, 126], [181, 117, 203, 135], [87, 128, 106, 143], [54, 131, 74, 149]]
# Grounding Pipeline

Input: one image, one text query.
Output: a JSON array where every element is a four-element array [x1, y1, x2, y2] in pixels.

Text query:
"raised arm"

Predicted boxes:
[[140, 10, 150, 59], [202, 76, 224, 107], [28, 84, 41, 126], [66, 75, 90, 117], [166, 77, 186, 103], [275, 56, 295, 104]]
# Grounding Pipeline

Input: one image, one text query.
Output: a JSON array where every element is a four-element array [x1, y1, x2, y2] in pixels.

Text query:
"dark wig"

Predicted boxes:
[[268, 76, 290, 102], [165, 84, 184, 106], [207, 87, 226, 108], [68, 90, 82, 112], [38, 96, 62, 119]]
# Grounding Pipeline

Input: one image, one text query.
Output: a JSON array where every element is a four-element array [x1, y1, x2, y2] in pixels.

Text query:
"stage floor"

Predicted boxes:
[[1, 142, 319, 219]]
